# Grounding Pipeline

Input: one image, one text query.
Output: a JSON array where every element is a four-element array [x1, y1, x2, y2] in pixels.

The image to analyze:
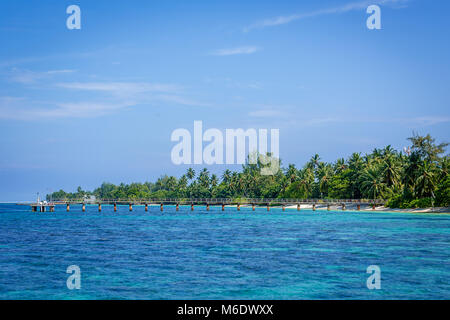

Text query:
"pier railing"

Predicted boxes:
[[21, 198, 385, 212], [36, 198, 386, 205]]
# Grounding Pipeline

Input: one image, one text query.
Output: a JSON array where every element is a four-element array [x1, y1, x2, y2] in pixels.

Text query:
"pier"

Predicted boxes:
[[21, 198, 385, 212]]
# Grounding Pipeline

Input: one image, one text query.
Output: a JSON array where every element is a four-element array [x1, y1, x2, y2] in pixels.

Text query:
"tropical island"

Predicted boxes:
[[48, 134, 449, 210]]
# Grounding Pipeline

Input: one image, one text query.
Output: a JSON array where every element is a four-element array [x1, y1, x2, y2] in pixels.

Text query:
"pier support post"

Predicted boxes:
[[357, 204, 361, 211], [82, 204, 86, 212], [145, 203, 148, 212], [176, 203, 179, 211], [114, 203, 117, 212], [297, 204, 300, 211], [98, 204, 102, 212], [41, 206, 46, 212], [66, 204, 70, 212], [129, 204, 133, 212], [222, 204, 225, 211], [312, 204, 316, 211], [32, 206, 37, 212]]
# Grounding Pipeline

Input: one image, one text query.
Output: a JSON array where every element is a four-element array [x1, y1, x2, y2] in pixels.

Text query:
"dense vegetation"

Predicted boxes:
[[48, 134, 449, 208]]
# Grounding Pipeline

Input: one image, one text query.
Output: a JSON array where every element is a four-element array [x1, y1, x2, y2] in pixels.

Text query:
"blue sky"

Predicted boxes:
[[0, 0, 449, 201]]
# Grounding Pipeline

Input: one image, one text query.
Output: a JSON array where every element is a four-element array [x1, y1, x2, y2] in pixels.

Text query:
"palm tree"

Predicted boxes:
[[334, 158, 347, 173], [382, 145, 396, 157], [210, 174, 218, 188], [198, 168, 210, 189], [371, 148, 383, 160], [178, 175, 188, 195], [382, 152, 401, 188], [236, 174, 245, 195], [348, 153, 363, 169], [297, 167, 314, 198], [403, 151, 421, 195], [222, 169, 232, 184], [360, 166, 388, 199], [155, 177, 164, 191], [415, 161, 437, 198], [230, 172, 238, 196], [310, 154, 321, 169], [279, 176, 289, 195], [286, 164, 298, 183], [438, 156, 449, 180], [318, 164, 333, 197], [166, 176, 178, 191], [186, 168, 195, 181], [348, 152, 364, 198]]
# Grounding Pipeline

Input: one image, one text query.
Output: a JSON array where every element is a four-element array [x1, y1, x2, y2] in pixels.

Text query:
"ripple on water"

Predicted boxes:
[[0, 204, 449, 299]]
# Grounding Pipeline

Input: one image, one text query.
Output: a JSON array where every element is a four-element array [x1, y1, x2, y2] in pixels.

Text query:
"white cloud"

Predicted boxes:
[[9, 68, 76, 84], [56, 81, 180, 95], [0, 97, 134, 120], [56, 81, 209, 107], [300, 115, 450, 127], [400, 116, 450, 126], [46, 70, 75, 75], [244, 0, 409, 32], [0, 78, 210, 120], [210, 46, 260, 56]]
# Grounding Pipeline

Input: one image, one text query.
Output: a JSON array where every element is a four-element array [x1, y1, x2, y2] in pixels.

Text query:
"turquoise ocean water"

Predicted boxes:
[[0, 203, 449, 299]]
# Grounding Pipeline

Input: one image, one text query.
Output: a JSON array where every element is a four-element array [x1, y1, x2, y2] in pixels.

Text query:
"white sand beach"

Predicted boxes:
[[284, 204, 450, 214]]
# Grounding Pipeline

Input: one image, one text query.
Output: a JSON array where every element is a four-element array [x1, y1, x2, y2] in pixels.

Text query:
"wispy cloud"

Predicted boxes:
[[56, 81, 180, 94], [0, 96, 134, 120], [37, 102, 133, 118], [210, 46, 260, 56], [399, 116, 450, 126], [267, 112, 450, 128], [9, 68, 76, 84], [0, 79, 210, 120], [57, 81, 210, 107], [46, 70, 75, 75], [244, 0, 409, 32], [298, 115, 450, 127]]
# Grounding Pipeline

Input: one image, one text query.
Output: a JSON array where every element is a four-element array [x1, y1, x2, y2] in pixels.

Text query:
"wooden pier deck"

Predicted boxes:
[[20, 198, 385, 212]]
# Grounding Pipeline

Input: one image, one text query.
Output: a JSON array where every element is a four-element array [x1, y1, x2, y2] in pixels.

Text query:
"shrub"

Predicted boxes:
[[387, 195, 436, 208], [386, 195, 403, 208], [407, 197, 433, 208]]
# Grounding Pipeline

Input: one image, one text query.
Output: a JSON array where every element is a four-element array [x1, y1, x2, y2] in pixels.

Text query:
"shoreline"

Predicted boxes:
[[147, 203, 450, 214], [4, 203, 450, 214], [283, 204, 450, 214]]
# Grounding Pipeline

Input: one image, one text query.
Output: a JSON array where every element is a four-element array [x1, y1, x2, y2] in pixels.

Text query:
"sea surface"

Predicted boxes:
[[0, 203, 449, 299]]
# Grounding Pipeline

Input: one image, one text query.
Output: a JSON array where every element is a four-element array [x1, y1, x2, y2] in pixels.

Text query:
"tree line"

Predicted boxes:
[[48, 134, 449, 208]]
